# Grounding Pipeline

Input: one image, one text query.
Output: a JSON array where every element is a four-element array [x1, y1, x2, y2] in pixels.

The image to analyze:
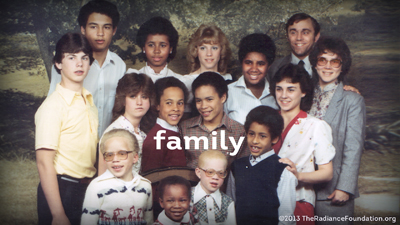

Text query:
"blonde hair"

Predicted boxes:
[[198, 150, 227, 169], [100, 129, 139, 155], [186, 24, 231, 74]]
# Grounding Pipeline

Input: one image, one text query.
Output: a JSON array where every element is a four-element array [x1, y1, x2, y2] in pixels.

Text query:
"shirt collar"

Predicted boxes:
[[318, 81, 339, 93], [193, 182, 222, 208], [144, 63, 169, 76], [157, 210, 191, 225], [97, 168, 141, 186], [157, 118, 179, 132], [55, 83, 94, 106], [291, 53, 312, 75], [249, 149, 274, 166], [235, 76, 271, 98]]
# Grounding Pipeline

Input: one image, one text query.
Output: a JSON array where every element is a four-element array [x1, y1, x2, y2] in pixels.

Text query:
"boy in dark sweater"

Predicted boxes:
[[227, 106, 297, 225]]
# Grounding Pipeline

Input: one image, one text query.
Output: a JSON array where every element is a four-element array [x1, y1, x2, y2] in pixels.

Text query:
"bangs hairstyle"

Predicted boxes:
[[136, 16, 179, 62], [198, 150, 227, 169], [270, 63, 314, 112], [286, 13, 320, 36], [191, 72, 228, 100], [158, 175, 191, 200], [238, 33, 276, 66], [154, 77, 189, 106], [53, 33, 94, 74], [187, 24, 231, 74], [244, 106, 284, 141], [310, 36, 352, 82], [100, 129, 139, 155], [78, 0, 120, 28], [112, 73, 157, 134]]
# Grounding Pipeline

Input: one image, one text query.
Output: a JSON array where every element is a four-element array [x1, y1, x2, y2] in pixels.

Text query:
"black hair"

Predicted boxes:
[[270, 63, 314, 112], [192, 72, 228, 100], [310, 36, 352, 82], [158, 175, 191, 200], [238, 33, 276, 66], [286, 13, 320, 36], [53, 33, 94, 74], [136, 17, 179, 62], [244, 106, 284, 141], [154, 77, 189, 106], [78, 0, 120, 28]]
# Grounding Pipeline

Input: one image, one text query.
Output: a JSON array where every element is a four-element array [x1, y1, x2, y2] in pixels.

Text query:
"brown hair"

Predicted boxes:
[[112, 73, 157, 133], [186, 24, 231, 74]]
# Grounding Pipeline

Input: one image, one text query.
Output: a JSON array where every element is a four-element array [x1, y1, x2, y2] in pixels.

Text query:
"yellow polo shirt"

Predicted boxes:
[[35, 84, 98, 178]]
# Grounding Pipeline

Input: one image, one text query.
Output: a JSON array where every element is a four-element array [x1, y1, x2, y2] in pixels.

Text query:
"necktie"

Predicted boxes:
[[298, 60, 305, 68]]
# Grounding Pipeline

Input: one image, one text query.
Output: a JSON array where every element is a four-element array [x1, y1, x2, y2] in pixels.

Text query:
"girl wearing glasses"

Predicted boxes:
[[98, 73, 157, 175], [309, 36, 366, 224]]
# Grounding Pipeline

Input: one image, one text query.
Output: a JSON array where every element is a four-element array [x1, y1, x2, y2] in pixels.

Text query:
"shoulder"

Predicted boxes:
[[221, 191, 234, 204], [180, 116, 200, 128], [109, 51, 125, 65], [341, 89, 365, 106], [137, 174, 152, 187]]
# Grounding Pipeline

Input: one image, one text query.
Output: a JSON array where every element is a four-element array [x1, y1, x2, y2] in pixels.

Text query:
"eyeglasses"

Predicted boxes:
[[103, 151, 133, 162], [317, 57, 342, 68], [199, 168, 227, 179]]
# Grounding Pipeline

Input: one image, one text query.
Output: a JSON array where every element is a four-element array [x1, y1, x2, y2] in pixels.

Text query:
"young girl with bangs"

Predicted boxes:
[[98, 73, 157, 175]]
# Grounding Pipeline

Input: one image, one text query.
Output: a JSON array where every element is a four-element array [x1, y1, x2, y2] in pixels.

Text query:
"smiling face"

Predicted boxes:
[[242, 52, 269, 87], [316, 51, 342, 89], [104, 136, 138, 182], [287, 18, 320, 60], [56, 52, 91, 87], [194, 85, 226, 127], [159, 184, 190, 222], [124, 90, 151, 122], [247, 122, 279, 157], [143, 34, 172, 73], [195, 157, 226, 194], [275, 79, 305, 114], [197, 43, 221, 72], [81, 13, 116, 53], [157, 87, 184, 126]]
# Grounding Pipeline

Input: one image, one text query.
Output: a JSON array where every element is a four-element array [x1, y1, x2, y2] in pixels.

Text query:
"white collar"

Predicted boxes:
[[97, 167, 143, 187], [144, 63, 169, 76], [235, 75, 271, 97], [157, 210, 191, 225], [193, 182, 222, 208], [157, 118, 179, 132], [290, 53, 312, 75], [94, 50, 114, 68], [249, 149, 275, 166]]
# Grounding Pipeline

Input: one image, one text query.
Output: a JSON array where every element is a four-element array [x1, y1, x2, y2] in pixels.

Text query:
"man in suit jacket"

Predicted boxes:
[[267, 13, 320, 82]]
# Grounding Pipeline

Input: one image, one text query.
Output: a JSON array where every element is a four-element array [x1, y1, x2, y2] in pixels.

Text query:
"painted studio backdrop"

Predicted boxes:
[[0, 0, 399, 224]]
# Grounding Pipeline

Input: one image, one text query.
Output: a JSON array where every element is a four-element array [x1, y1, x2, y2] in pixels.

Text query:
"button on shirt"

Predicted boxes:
[[48, 50, 126, 137], [224, 76, 278, 124]]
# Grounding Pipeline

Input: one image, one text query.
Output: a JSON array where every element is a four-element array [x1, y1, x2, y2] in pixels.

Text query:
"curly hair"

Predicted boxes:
[[244, 106, 284, 141], [158, 175, 191, 200], [186, 24, 231, 74], [238, 33, 276, 66], [112, 73, 157, 133], [309, 36, 352, 82], [270, 63, 314, 112], [154, 77, 189, 106]]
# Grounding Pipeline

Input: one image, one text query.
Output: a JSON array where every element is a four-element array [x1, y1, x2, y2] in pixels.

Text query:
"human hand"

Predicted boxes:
[[279, 158, 298, 179], [343, 85, 360, 95], [328, 189, 350, 205], [52, 213, 71, 225]]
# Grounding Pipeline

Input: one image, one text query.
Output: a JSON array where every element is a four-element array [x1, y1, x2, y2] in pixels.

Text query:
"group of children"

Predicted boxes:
[[35, 0, 365, 225]]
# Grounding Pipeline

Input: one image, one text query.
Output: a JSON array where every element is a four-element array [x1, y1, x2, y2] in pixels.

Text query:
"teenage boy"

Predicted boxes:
[[81, 129, 153, 225], [180, 72, 247, 169], [48, 0, 126, 136], [227, 106, 297, 225], [192, 150, 236, 225], [35, 33, 97, 225]]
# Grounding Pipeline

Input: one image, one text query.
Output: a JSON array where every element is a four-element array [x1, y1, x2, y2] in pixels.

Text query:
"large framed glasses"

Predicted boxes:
[[103, 150, 133, 162], [317, 57, 342, 68], [199, 168, 227, 178]]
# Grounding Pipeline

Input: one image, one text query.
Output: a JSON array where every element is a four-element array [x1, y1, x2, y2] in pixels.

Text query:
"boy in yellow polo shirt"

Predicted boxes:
[[35, 33, 98, 225]]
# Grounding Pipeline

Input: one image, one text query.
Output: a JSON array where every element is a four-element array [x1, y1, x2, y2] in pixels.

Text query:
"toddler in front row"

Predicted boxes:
[[81, 129, 153, 224]]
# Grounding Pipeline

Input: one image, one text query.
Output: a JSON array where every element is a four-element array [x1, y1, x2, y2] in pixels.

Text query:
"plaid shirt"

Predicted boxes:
[[180, 113, 247, 169]]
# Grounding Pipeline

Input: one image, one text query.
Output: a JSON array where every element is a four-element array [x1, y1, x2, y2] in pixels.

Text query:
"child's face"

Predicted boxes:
[[157, 87, 184, 126], [56, 52, 90, 85], [103, 136, 138, 181], [247, 122, 279, 157], [242, 52, 269, 87], [275, 79, 305, 113], [124, 90, 151, 121], [159, 184, 190, 222], [194, 85, 226, 126], [197, 43, 221, 72], [196, 158, 226, 194], [81, 12, 116, 53], [143, 34, 172, 72]]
